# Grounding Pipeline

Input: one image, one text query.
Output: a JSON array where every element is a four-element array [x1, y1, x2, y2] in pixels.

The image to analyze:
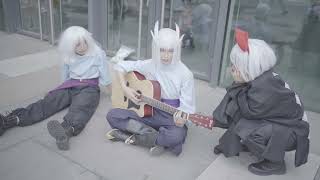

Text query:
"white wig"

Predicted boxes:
[[150, 21, 183, 69], [230, 39, 276, 82], [58, 26, 101, 64]]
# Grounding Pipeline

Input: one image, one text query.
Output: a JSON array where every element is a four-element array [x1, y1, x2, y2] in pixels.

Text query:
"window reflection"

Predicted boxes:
[[220, 0, 320, 112]]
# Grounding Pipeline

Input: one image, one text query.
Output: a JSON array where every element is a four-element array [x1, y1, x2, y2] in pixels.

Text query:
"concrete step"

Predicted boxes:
[[0, 31, 52, 61], [197, 152, 320, 180], [0, 49, 59, 78]]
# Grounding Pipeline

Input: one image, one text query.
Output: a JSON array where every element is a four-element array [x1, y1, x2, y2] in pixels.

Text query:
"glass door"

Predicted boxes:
[[40, 0, 50, 40], [50, 0, 89, 43], [0, 0, 5, 31], [220, 0, 320, 112], [19, 0, 67, 43], [60, 0, 88, 30], [106, 0, 151, 59], [19, 0, 55, 42], [161, 0, 221, 80], [19, 0, 41, 36]]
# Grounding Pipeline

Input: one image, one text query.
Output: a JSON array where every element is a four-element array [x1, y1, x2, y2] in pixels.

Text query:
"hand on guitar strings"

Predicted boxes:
[[123, 86, 141, 104], [173, 111, 188, 127]]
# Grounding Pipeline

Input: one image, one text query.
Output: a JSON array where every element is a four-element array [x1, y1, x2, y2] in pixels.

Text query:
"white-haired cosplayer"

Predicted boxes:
[[106, 22, 195, 156], [212, 29, 309, 176], [229, 38, 276, 82], [0, 26, 111, 151]]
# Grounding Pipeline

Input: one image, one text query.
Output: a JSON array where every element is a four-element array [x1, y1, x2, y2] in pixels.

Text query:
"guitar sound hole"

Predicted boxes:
[[124, 81, 129, 102]]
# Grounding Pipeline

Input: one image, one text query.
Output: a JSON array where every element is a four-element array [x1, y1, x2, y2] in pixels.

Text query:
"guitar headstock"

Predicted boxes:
[[188, 114, 215, 130]]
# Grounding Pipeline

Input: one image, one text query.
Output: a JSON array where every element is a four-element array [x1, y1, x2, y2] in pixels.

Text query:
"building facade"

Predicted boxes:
[[1, 0, 319, 112]]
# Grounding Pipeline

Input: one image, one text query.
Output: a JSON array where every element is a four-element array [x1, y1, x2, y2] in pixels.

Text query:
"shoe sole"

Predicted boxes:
[[47, 120, 69, 151], [149, 146, 165, 156], [125, 135, 135, 144], [106, 129, 134, 143], [248, 165, 286, 176], [105, 129, 117, 140], [213, 146, 222, 155]]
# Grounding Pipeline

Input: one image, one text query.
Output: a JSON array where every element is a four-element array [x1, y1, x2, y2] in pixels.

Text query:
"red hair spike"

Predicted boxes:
[[235, 28, 249, 53]]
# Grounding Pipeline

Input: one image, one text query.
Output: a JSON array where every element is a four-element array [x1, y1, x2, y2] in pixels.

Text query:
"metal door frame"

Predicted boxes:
[[17, 0, 57, 44], [157, 0, 229, 84], [209, 0, 230, 86], [89, 0, 161, 59]]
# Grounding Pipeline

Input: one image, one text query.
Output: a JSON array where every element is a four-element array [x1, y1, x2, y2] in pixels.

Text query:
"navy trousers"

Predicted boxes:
[[15, 85, 100, 135], [106, 108, 187, 155]]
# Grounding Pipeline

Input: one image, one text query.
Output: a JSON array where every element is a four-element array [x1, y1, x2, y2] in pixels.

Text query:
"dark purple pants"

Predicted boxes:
[[106, 108, 187, 155]]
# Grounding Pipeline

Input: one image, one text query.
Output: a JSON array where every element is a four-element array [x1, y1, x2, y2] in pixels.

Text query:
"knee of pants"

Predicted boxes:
[[157, 126, 187, 147], [247, 125, 273, 146], [106, 109, 125, 127], [248, 134, 269, 146]]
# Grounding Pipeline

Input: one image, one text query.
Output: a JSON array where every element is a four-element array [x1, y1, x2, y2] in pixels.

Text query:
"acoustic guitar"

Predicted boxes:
[[111, 71, 214, 130]]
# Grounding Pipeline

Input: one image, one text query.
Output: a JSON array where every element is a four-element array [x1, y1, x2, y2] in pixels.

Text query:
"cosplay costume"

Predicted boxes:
[[213, 29, 309, 175], [0, 26, 111, 150], [213, 70, 309, 165], [106, 22, 196, 155]]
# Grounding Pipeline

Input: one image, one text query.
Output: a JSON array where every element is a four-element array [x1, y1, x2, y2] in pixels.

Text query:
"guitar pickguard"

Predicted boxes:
[[127, 99, 141, 110], [112, 71, 160, 117], [125, 81, 142, 110]]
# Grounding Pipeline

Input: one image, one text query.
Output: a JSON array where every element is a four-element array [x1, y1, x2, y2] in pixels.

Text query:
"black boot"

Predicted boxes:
[[213, 145, 222, 155], [248, 159, 286, 176], [213, 144, 247, 156], [125, 119, 158, 148], [47, 120, 73, 151], [0, 112, 19, 136], [105, 129, 132, 143], [124, 119, 165, 155], [149, 146, 165, 156]]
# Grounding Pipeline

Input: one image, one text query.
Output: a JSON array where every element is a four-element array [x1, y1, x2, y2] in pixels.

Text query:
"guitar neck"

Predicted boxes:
[[140, 95, 214, 130], [140, 95, 178, 115]]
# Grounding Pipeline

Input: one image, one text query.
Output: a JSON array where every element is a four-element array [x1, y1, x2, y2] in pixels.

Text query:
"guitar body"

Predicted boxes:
[[111, 71, 161, 117], [112, 71, 215, 129]]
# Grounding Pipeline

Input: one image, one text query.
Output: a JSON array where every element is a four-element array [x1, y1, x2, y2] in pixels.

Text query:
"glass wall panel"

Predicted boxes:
[[220, 0, 320, 112], [20, 0, 40, 34], [163, 0, 218, 79], [39, 0, 50, 39], [107, 0, 149, 58], [0, 0, 5, 31], [52, 0, 62, 39], [61, 0, 88, 30]]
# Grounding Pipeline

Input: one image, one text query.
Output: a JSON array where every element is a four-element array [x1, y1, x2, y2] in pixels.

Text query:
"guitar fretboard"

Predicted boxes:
[[140, 95, 178, 115], [140, 95, 214, 130]]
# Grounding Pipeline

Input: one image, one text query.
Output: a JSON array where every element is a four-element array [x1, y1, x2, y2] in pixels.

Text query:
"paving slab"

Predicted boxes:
[[78, 171, 105, 180], [0, 49, 59, 77], [0, 66, 61, 109], [0, 140, 100, 180], [308, 111, 320, 156], [314, 165, 320, 180], [0, 31, 52, 61], [197, 152, 320, 180]]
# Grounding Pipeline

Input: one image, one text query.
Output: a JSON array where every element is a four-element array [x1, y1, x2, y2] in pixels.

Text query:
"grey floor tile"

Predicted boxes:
[[197, 152, 320, 180], [0, 140, 87, 180]]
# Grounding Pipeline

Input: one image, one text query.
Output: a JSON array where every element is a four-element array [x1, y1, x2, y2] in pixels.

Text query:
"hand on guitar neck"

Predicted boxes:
[[174, 111, 188, 127]]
